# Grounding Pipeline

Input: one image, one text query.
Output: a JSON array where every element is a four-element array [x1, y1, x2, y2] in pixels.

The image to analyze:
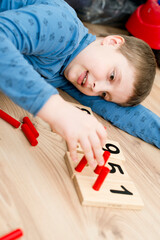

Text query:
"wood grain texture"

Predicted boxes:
[[0, 24, 160, 240]]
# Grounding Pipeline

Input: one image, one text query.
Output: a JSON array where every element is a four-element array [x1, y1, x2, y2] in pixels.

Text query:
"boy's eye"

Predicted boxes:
[[110, 71, 115, 81]]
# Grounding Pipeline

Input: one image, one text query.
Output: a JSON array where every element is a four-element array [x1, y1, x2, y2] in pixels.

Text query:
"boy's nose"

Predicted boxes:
[[92, 80, 107, 93]]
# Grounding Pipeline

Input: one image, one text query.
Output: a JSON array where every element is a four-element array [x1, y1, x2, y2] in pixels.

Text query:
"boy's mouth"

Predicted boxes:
[[77, 71, 88, 87]]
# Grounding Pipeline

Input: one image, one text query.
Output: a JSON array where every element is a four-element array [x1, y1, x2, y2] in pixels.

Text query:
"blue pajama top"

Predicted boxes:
[[0, 0, 159, 148]]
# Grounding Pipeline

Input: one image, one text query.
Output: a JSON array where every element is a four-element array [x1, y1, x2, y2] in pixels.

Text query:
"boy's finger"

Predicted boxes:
[[97, 124, 108, 147], [88, 133, 104, 166], [80, 139, 97, 168], [67, 140, 78, 162]]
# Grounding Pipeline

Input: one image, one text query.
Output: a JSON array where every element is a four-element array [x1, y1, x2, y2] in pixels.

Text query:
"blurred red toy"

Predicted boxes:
[[0, 229, 23, 240], [126, 0, 160, 50]]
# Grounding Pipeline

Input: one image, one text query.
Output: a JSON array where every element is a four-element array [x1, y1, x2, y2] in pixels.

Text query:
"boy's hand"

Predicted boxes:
[[37, 94, 107, 168]]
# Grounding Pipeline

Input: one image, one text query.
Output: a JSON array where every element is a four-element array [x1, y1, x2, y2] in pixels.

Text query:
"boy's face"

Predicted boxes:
[[64, 35, 135, 105]]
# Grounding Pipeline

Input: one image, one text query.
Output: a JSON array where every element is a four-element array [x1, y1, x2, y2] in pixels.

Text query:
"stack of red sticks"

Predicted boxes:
[[0, 109, 39, 146]]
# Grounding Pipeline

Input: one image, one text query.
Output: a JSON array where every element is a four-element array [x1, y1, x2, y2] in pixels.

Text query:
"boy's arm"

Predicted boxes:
[[0, 33, 106, 167], [60, 81, 160, 149]]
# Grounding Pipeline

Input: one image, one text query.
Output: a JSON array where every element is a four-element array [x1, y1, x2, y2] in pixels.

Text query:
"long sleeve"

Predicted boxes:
[[60, 81, 160, 149], [0, 31, 58, 115]]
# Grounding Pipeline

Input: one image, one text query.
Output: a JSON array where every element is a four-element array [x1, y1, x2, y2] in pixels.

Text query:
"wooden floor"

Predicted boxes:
[[0, 24, 160, 240]]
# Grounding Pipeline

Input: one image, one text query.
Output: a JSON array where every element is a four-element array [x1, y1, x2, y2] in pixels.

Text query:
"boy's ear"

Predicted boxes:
[[101, 35, 125, 48]]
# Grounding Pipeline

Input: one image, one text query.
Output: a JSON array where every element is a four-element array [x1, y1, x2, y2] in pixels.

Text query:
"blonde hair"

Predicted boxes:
[[117, 35, 157, 106]]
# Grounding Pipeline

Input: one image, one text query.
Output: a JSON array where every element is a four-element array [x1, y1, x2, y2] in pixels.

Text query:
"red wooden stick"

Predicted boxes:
[[75, 155, 87, 172], [0, 229, 23, 240], [92, 166, 110, 191], [23, 116, 39, 138], [21, 123, 38, 146], [0, 110, 20, 128], [94, 151, 110, 174]]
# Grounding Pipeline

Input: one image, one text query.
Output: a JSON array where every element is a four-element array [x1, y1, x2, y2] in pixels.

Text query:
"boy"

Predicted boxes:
[[0, 0, 159, 167]]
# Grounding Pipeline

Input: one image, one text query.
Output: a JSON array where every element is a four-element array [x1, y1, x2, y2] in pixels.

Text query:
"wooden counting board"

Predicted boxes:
[[65, 148, 144, 209], [65, 103, 143, 209]]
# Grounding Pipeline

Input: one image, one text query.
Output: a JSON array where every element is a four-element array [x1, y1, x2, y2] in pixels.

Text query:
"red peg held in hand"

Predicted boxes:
[[94, 151, 110, 174]]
